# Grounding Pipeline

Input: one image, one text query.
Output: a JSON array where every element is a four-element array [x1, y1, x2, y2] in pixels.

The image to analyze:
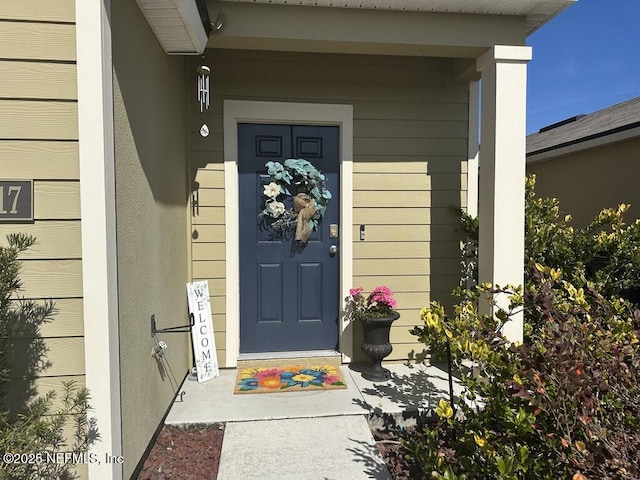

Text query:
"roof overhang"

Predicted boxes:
[[220, 0, 576, 35], [135, 0, 212, 54], [527, 125, 640, 165], [136, 0, 575, 56]]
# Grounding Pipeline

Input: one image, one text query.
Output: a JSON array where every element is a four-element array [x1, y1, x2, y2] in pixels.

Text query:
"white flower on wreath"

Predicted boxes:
[[263, 182, 281, 199], [268, 201, 286, 217]]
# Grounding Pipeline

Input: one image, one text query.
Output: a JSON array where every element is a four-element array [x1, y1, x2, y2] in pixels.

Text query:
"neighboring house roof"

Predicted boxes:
[[527, 96, 640, 163], [137, 0, 575, 54]]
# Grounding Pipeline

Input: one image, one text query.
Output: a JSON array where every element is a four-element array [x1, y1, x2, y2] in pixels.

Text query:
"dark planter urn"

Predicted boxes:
[[360, 311, 400, 382]]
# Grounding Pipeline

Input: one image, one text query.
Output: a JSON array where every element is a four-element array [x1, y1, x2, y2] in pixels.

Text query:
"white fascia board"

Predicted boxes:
[[171, 0, 208, 54]]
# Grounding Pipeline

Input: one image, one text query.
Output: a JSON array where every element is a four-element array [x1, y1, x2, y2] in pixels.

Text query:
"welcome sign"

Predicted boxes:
[[186, 281, 219, 383]]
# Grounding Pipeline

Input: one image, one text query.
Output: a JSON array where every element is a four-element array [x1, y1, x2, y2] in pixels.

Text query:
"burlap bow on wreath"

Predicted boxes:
[[293, 193, 316, 243]]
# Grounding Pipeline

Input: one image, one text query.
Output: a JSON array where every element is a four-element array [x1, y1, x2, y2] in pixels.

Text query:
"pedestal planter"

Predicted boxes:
[[360, 311, 400, 382]]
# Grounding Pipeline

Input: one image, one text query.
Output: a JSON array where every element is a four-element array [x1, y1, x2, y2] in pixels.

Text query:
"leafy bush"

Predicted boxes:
[[455, 175, 640, 321], [407, 176, 640, 479], [0, 234, 97, 480], [410, 277, 640, 479]]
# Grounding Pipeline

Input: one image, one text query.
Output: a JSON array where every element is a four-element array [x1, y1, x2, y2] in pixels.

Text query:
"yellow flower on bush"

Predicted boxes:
[[436, 399, 453, 419], [474, 433, 487, 448]]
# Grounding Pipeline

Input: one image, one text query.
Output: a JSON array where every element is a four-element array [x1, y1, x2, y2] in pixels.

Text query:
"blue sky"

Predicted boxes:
[[526, 0, 640, 134]]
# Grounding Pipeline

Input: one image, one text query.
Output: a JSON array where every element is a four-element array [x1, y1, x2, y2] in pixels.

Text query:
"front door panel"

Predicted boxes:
[[238, 124, 339, 353]]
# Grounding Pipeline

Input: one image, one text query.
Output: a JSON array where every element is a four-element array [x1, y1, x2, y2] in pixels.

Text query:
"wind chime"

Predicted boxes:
[[197, 64, 210, 137]]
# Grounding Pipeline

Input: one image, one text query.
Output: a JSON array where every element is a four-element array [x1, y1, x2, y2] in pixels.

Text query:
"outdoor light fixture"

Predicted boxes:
[[211, 11, 225, 31], [195, 0, 213, 37]]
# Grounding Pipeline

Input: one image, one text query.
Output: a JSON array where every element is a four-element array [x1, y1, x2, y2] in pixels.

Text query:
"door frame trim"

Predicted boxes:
[[223, 100, 354, 367]]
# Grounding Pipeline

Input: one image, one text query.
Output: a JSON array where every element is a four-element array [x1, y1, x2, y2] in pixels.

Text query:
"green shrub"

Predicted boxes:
[[0, 234, 97, 480], [455, 175, 640, 322], [407, 176, 640, 479], [410, 276, 640, 479]]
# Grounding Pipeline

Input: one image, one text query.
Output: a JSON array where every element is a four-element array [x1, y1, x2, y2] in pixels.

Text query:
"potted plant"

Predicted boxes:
[[346, 286, 400, 382]]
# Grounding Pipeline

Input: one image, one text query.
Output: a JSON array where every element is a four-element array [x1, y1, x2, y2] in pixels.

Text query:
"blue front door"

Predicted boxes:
[[238, 124, 340, 353]]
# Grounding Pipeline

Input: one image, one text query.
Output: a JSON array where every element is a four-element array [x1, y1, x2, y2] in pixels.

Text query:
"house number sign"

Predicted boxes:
[[0, 180, 33, 222]]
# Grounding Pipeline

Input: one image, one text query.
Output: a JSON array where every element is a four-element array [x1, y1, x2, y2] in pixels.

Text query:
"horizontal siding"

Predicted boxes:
[[192, 225, 225, 243], [354, 207, 430, 225], [355, 258, 430, 276], [192, 206, 225, 225], [195, 188, 225, 206], [190, 50, 468, 362], [192, 243, 226, 261], [0, 61, 77, 100], [6, 375, 85, 413], [0, 221, 81, 259], [192, 261, 225, 280], [354, 172, 462, 191], [1, 8, 83, 468], [18, 260, 83, 298], [354, 241, 460, 259], [354, 137, 466, 157], [0, 141, 79, 179], [0, 0, 75, 23], [8, 337, 84, 377], [194, 169, 225, 187], [354, 119, 468, 139], [0, 21, 76, 61], [354, 158, 468, 174], [355, 207, 461, 225], [351, 224, 456, 242], [39, 298, 84, 337], [353, 190, 462, 208], [35, 181, 81, 219], [188, 278, 226, 296], [0, 100, 78, 140]]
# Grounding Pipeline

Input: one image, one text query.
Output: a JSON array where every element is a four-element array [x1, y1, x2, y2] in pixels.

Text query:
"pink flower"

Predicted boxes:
[[370, 286, 397, 308], [323, 374, 341, 384], [346, 285, 398, 321], [255, 368, 283, 379]]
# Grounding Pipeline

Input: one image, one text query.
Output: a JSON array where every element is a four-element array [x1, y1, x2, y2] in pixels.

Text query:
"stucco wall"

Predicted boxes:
[[527, 138, 640, 228], [112, 1, 190, 477], [190, 49, 468, 364], [0, 2, 86, 477]]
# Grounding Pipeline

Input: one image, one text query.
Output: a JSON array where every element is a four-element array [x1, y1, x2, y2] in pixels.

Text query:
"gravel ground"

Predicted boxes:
[[137, 421, 416, 479]]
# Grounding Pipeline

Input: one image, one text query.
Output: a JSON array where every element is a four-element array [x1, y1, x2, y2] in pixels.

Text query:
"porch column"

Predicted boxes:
[[476, 45, 532, 344], [76, 1, 122, 478]]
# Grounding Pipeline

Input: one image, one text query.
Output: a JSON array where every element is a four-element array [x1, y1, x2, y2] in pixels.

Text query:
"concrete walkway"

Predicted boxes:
[[165, 362, 463, 480]]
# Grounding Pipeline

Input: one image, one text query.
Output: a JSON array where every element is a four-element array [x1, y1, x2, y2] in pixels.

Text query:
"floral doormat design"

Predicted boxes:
[[234, 365, 347, 394]]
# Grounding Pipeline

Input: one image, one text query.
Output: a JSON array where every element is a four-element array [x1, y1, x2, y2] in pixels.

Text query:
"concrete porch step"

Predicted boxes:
[[166, 362, 463, 425]]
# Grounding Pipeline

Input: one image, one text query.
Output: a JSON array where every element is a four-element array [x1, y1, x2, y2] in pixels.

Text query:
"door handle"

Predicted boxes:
[[329, 245, 337, 255]]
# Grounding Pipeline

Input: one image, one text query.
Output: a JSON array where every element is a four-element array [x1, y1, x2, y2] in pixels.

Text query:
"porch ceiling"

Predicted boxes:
[[136, 0, 575, 55], [220, 0, 576, 34]]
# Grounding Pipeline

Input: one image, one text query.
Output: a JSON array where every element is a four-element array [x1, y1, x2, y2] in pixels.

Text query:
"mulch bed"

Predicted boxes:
[[137, 421, 416, 479], [137, 424, 224, 479], [373, 426, 421, 480]]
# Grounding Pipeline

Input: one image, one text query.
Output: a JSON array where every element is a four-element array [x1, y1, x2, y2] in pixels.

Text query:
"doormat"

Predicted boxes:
[[234, 365, 347, 394]]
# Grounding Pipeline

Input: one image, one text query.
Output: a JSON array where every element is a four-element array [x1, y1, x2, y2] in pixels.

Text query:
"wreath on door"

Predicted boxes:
[[258, 158, 332, 243]]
